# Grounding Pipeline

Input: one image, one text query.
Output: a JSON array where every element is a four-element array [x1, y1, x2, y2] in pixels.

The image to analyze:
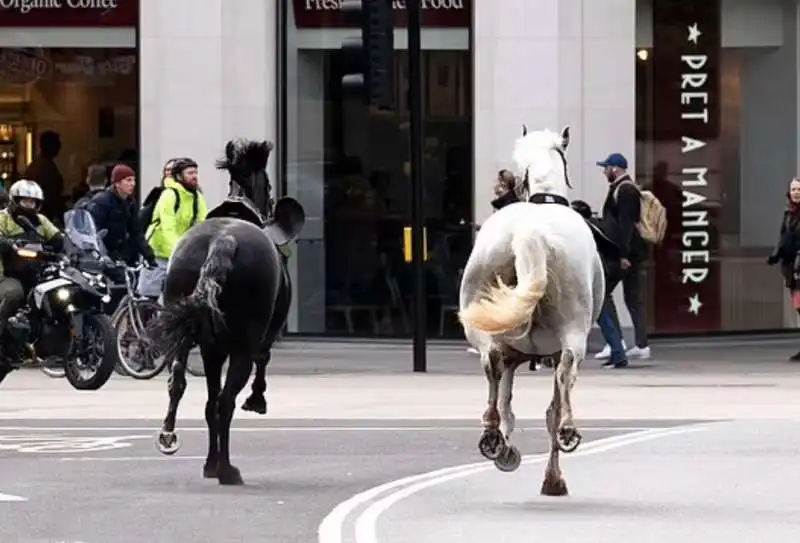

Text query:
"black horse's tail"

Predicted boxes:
[[150, 234, 238, 358]]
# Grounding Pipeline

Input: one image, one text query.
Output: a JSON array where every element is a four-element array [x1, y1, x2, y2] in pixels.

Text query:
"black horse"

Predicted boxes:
[[149, 139, 304, 485]]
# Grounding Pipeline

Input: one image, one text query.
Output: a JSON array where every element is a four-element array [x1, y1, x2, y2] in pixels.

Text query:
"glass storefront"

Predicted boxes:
[[281, 0, 472, 337], [636, 0, 797, 333], [0, 1, 138, 214]]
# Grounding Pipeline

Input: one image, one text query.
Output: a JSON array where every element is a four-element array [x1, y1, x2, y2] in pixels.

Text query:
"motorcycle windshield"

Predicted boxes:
[[64, 209, 106, 254]]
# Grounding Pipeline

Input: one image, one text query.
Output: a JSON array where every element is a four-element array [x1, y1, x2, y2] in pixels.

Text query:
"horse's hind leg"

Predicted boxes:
[[215, 351, 253, 485], [201, 342, 226, 479], [493, 361, 522, 472], [155, 345, 191, 455], [554, 329, 586, 453], [478, 348, 505, 461], [242, 351, 269, 414], [541, 376, 568, 496]]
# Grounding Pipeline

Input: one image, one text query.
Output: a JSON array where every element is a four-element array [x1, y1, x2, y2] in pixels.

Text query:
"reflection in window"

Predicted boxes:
[[0, 47, 138, 220], [286, 49, 473, 337]]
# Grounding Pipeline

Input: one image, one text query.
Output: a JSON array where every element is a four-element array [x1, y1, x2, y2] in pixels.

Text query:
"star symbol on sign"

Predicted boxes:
[[688, 293, 703, 315], [687, 23, 702, 44]]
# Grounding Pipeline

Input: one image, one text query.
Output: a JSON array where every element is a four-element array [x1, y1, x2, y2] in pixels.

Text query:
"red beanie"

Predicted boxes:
[[111, 164, 135, 184]]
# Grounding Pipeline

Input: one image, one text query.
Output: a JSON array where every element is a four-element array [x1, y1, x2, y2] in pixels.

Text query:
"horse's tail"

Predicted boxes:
[[458, 229, 548, 335], [149, 234, 238, 357]]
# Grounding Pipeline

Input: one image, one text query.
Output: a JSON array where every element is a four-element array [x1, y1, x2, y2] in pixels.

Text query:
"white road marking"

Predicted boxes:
[[59, 456, 209, 462], [0, 492, 27, 502], [0, 435, 149, 453], [318, 424, 708, 543], [0, 425, 656, 433]]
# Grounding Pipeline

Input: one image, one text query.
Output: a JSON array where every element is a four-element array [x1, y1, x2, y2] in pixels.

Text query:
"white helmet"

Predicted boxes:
[[9, 179, 44, 212]]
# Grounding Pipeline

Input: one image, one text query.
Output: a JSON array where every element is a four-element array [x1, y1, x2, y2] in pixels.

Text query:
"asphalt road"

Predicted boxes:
[[0, 418, 695, 543], [369, 420, 800, 543]]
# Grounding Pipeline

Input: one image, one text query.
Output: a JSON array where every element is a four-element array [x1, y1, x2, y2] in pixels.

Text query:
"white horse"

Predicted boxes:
[[458, 125, 605, 496]]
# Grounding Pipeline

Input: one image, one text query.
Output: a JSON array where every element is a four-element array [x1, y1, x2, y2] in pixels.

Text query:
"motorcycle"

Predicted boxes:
[[0, 209, 121, 390]]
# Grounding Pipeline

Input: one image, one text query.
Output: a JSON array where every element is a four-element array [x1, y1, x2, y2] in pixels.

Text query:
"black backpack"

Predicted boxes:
[[139, 186, 180, 234]]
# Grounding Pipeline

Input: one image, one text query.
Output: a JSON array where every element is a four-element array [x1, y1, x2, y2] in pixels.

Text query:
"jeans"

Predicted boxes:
[[597, 258, 627, 363], [598, 301, 626, 363], [603, 260, 648, 348]]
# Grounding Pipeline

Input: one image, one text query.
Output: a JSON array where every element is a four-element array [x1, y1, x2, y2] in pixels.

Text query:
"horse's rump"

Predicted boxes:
[[459, 203, 602, 347]]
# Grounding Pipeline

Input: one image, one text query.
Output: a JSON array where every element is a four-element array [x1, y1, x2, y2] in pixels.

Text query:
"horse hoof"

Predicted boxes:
[[556, 426, 582, 453], [493, 445, 521, 472], [203, 462, 218, 478], [540, 476, 569, 496], [217, 465, 244, 486], [478, 428, 505, 460], [156, 431, 180, 455], [242, 395, 267, 415]]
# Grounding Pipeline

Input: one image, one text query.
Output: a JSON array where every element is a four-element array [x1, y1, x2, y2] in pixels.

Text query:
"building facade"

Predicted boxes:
[[0, 0, 796, 338]]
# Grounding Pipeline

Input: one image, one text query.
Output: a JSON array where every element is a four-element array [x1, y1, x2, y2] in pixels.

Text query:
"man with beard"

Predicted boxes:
[[593, 152, 647, 368]]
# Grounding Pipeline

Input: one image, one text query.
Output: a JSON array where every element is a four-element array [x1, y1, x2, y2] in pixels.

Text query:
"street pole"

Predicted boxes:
[[408, 0, 426, 372]]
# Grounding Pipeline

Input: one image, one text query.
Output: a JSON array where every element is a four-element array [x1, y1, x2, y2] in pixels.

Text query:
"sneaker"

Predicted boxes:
[[594, 341, 627, 360], [626, 345, 651, 360], [602, 359, 629, 369], [467, 347, 479, 354]]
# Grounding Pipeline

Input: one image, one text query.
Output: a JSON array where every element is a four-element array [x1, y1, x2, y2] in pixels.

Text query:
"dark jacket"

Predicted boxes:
[[598, 175, 646, 262], [769, 210, 800, 289], [490, 190, 520, 210], [74, 187, 104, 210], [87, 188, 153, 264]]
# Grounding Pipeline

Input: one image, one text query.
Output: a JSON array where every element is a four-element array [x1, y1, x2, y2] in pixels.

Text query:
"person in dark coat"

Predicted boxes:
[[592, 152, 645, 369], [767, 177, 800, 361], [87, 164, 156, 312], [490, 169, 521, 210], [74, 163, 108, 210]]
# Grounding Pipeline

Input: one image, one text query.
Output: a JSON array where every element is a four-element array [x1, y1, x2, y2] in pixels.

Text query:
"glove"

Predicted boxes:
[[767, 254, 780, 266], [0, 237, 14, 254]]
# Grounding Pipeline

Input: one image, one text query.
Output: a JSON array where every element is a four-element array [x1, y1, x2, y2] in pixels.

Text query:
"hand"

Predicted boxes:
[[767, 254, 780, 266], [621, 258, 631, 270]]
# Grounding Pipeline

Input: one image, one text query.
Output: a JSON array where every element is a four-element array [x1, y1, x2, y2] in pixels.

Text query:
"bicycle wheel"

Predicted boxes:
[[110, 296, 132, 377], [116, 298, 169, 380]]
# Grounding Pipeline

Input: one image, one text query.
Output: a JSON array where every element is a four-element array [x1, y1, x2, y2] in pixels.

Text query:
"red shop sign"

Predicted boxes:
[[0, 0, 137, 27], [293, 0, 469, 28]]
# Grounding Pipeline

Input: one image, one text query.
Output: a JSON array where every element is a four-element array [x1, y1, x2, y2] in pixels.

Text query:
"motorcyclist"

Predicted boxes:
[[0, 180, 64, 341]]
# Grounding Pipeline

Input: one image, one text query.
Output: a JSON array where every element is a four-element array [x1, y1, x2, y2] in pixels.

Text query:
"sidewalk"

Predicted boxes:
[[4, 340, 800, 421]]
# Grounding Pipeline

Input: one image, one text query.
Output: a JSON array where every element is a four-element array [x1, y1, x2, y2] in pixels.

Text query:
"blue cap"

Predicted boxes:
[[596, 153, 628, 169]]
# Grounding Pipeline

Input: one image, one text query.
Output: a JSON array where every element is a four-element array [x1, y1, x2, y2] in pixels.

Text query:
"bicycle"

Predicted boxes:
[[109, 261, 204, 379]]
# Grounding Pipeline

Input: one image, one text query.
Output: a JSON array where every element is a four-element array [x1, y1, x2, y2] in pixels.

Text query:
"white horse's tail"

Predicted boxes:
[[459, 229, 548, 335]]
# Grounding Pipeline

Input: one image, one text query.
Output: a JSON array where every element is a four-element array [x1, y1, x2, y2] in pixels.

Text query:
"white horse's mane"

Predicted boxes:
[[511, 128, 568, 198]]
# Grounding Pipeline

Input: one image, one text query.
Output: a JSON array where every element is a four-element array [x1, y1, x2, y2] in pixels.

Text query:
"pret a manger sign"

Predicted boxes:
[[680, 23, 711, 318], [0, 0, 118, 13]]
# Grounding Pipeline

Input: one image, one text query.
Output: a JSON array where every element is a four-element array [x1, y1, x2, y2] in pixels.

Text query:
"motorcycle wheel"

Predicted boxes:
[[64, 313, 120, 391]]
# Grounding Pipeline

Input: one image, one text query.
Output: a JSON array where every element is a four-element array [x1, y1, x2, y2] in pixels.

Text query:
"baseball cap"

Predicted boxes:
[[596, 153, 628, 169]]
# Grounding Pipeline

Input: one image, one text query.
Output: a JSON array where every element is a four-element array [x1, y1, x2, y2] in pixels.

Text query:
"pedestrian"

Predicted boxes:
[[74, 163, 108, 210], [86, 164, 157, 313], [767, 177, 800, 361], [591, 152, 648, 368]]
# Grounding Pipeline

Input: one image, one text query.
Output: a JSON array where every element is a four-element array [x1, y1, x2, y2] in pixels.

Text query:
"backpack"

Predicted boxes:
[[139, 186, 181, 235], [614, 180, 667, 245]]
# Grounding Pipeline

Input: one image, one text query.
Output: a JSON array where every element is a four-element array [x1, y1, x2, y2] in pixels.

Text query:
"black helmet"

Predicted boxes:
[[171, 158, 198, 179]]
